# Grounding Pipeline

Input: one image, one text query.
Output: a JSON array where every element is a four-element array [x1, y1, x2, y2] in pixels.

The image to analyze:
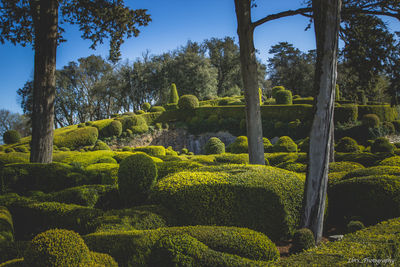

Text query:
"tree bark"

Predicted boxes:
[[301, 0, 341, 244], [30, 0, 58, 163], [234, 0, 264, 165]]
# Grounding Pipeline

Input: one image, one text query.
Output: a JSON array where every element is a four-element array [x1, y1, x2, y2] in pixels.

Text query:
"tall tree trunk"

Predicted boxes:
[[30, 0, 58, 163], [234, 0, 264, 165], [301, 0, 341, 244]]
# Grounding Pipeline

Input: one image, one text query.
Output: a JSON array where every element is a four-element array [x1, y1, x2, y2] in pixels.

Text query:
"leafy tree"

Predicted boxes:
[[0, 0, 151, 163]]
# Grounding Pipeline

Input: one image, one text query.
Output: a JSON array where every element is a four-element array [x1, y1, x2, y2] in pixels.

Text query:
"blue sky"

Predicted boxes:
[[0, 1, 398, 114]]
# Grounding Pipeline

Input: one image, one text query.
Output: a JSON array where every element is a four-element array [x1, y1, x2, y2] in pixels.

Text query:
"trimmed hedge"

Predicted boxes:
[[275, 90, 292, 105], [168, 83, 179, 104], [84, 226, 279, 266], [289, 228, 315, 254], [85, 163, 119, 185], [379, 155, 400, 166], [178, 95, 199, 110], [204, 137, 225, 155], [371, 137, 395, 153], [272, 136, 297, 153], [3, 131, 21, 145], [156, 161, 203, 180], [150, 165, 305, 241], [279, 217, 400, 266], [342, 166, 400, 180], [335, 137, 360, 153], [358, 104, 398, 122], [328, 161, 364, 173], [117, 115, 149, 134], [335, 152, 390, 167], [53, 127, 98, 150], [214, 153, 250, 165], [149, 106, 166, 113], [226, 136, 248, 154], [133, 146, 166, 157], [276, 162, 306, 173], [0, 206, 13, 244], [91, 140, 110, 151]]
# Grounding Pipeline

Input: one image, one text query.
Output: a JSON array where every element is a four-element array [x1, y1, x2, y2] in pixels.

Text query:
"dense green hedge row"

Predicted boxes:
[[150, 164, 305, 241]]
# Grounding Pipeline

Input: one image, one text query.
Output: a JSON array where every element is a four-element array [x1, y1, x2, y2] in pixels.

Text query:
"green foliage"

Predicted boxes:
[[358, 105, 398, 122], [328, 175, 400, 225], [150, 165, 304, 241], [289, 228, 315, 254], [263, 137, 272, 151], [280, 217, 400, 265], [133, 146, 166, 157], [276, 162, 306, 173], [168, 83, 179, 104], [226, 136, 248, 154], [362, 113, 380, 128], [382, 121, 395, 134], [334, 104, 358, 123], [335, 137, 360, 153], [275, 90, 293, 105], [0, 206, 13, 244], [85, 163, 119, 185], [85, 251, 118, 267], [347, 220, 365, 233], [329, 161, 364, 173], [141, 102, 151, 111], [342, 166, 400, 180], [117, 115, 149, 134], [91, 140, 110, 151], [371, 137, 394, 153], [3, 131, 20, 145], [214, 153, 250, 165], [335, 152, 389, 167], [107, 120, 122, 137], [178, 95, 199, 110], [24, 229, 90, 267], [149, 106, 166, 113], [204, 137, 225, 155], [54, 150, 116, 167], [54, 127, 98, 150], [271, 86, 285, 98], [272, 136, 297, 152], [0, 153, 29, 165], [379, 156, 400, 166], [118, 152, 158, 205], [84, 225, 279, 266], [265, 153, 300, 166]]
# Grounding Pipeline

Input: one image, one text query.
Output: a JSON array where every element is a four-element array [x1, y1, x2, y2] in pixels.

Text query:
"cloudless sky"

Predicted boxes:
[[0, 1, 398, 114]]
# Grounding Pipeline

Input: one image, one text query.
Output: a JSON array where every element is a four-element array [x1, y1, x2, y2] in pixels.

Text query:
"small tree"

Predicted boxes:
[[168, 83, 179, 104]]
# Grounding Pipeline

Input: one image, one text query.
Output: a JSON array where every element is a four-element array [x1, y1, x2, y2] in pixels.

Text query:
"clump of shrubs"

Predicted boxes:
[[335, 137, 360, 153], [272, 136, 297, 152], [141, 102, 151, 112], [118, 152, 158, 204], [289, 228, 315, 254], [271, 86, 285, 98], [227, 136, 248, 154], [204, 137, 225, 155], [3, 130, 21, 144], [371, 137, 394, 153], [178, 95, 199, 110], [347, 220, 365, 233], [275, 89, 293, 105]]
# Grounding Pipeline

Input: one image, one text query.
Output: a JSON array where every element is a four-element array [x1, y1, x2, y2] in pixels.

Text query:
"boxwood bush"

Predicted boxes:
[[328, 161, 364, 173], [335, 137, 360, 153], [0, 206, 13, 244], [204, 137, 225, 155], [272, 136, 297, 153], [132, 146, 166, 157], [3, 130, 21, 145], [53, 127, 98, 150], [226, 136, 248, 154], [150, 165, 304, 241], [178, 95, 199, 110]]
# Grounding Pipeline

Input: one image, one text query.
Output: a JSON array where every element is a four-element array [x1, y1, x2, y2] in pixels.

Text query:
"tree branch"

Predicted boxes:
[[252, 7, 312, 29]]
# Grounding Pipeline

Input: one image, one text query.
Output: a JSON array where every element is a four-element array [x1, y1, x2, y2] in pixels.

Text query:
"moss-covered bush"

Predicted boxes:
[[3, 130, 21, 145], [54, 127, 98, 150], [275, 90, 293, 105], [362, 113, 380, 128], [328, 161, 364, 173], [335, 137, 360, 153], [289, 228, 315, 254], [168, 83, 179, 104], [347, 220, 365, 233], [150, 165, 304, 241], [133, 146, 166, 157], [118, 152, 158, 205], [84, 226, 279, 266], [141, 102, 151, 111], [226, 136, 248, 154], [149, 106, 165, 113], [272, 136, 297, 153], [178, 95, 199, 110], [24, 229, 90, 267], [204, 137, 225, 155], [371, 137, 395, 153]]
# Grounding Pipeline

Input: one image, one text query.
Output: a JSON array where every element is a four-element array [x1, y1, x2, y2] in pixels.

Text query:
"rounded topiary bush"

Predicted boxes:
[[141, 102, 151, 111], [178, 95, 199, 110], [362, 114, 380, 128], [3, 130, 21, 144], [107, 120, 122, 137], [289, 228, 315, 254], [347, 220, 365, 233], [335, 137, 360, 153], [382, 121, 395, 135], [204, 137, 225, 155], [275, 90, 293, 105], [168, 83, 179, 104], [92, 140, 110, 151], [149, 106, 166, 113], [272, 136, 297, 152], [371, 137, 394, 153], [118, 152, 158, 204], [24, 229, 90, 267], [263, 138, 272, 152], [227, 136, 248, 154], [133, 146, 166, 157], [271, 86, 285, 99]]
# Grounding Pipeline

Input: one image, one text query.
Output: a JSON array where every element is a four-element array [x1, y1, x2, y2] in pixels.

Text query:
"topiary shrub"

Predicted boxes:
[[214, 153, 249, 165], [54, 127, 98, 150], [329, 161, 364, 173], [91, 140, 110, 151], [362, 114, 380, 128], [275, 90, 293, 105], [150, 165, 304, 241], [3, 130, 21, 145], [86, 251, 118, 267], [141, 102, 151, 112], [272, 136, 297, 152], [347, 220, 365, 233], [0, 206, 14, 244], [276, 162, 307, 173], [178, 95, 199, 110], [135, 110, 145, 115], [226, 136, 248, 154], [371, 137, 394, 153], [204, 137, 225, 155], [289, 228, 315, 254], [271, 86, 285, 99], [263, 137, 272, 152], [24, 229, 90, 267], [118, 152, 158, 205], [379, 155, 400, 166], [168, 83, 179, 104], [118, 115, 148, 134], [149, 106, 166, 113], [382, 121, 395, 135], [133, 146, 166, 157], [106, 120, 122, 137], [335, 137, 360, 153]]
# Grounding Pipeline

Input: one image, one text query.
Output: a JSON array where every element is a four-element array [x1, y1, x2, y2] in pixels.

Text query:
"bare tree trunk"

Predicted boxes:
[[301, 0, 341, 244], [234, 0, 264, 165], [30, 0, 58, 163]]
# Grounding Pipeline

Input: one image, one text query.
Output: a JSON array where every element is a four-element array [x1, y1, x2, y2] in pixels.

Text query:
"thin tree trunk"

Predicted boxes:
[[301, 0, 341, 244], [30, 0, 58, 163], [234, 0, 264, 165]]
